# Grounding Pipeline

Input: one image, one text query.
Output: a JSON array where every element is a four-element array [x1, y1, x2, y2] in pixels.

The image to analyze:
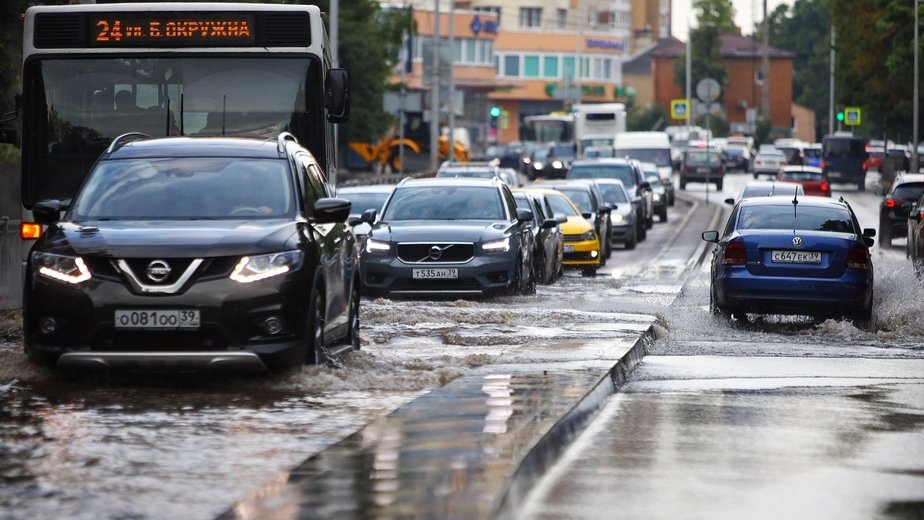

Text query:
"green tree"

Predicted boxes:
[[627, 103, 669, 131], [673, 0, 737, 105], [765, 0, 832, 140], [825, 0, 919, 141]]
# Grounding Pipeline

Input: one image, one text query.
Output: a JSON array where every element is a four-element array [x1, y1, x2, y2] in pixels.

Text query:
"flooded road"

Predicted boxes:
[[521, 174, 924, 519], [0, 196, 702, 520]]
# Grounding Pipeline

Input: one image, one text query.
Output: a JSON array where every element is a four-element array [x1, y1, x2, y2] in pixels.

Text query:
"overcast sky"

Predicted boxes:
[[671, 0, 796, 41]]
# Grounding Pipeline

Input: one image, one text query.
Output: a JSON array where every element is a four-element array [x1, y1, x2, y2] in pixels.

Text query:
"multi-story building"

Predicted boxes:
[[382, 1, 669, 149]]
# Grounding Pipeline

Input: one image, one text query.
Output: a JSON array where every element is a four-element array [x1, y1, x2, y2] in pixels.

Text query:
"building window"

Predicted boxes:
[[465, 39, 476, 62], [557, 9, 567, 30], [481, 41, 494, 63], [453, 39, 463, 62], [563, 56, 575, 79], [524, 55, 540, 77], [474, 6, 502, 27], [504, 55, 520, 76], [544, 55, 559, 78], [520, 7, 542, 29]]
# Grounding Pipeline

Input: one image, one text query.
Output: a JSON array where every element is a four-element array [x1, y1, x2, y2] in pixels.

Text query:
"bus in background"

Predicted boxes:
[[572, 103, 626, 157], [822, 133, 868, 191], [4, 3, 349, 242], [521, 112, 574, 144]]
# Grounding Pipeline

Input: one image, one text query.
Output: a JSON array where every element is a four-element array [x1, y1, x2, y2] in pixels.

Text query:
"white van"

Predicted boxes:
[[613, 131, 675, 205]]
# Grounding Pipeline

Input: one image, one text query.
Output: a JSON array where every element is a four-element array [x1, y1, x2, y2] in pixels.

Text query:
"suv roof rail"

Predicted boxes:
[[277, 132, 298, 153], [106, 132, 151, 154]]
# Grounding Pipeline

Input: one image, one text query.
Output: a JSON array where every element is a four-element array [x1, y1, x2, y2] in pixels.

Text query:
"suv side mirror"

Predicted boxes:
[[862, 228, 876, 237], [325, 68, 351, 123], [360, 208, 377, 225], [32, 199, 67, 224], [314, 197, 352, 224], [701, 230, 719, 242], [516, 209, 534, 223]]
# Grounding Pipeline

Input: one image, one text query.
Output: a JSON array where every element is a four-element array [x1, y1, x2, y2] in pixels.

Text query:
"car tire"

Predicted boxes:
[[624, 232, 637, 250], [879, 218, 892, 248], [638, 219, 647, 241], [709, 286, 731, 319], [858, 180, 865, 192], [646, 213, 654, 230], [346, 280, 361, 352], [307, 284, 326, 366], [659, 206, 668, 222], [679, 179, 687, 190], [523, 259, 537, 295], [581, 267, 597, 277]]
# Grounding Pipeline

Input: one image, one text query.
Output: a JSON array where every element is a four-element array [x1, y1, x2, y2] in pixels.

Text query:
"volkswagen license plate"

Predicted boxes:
[[771, 250, 821, 264], [115, 310, 200, 329], [412, 268, 458, 279], [563, 245, 575, 253]]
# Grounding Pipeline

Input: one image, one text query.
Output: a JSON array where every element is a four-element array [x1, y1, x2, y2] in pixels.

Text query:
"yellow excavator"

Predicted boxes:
[[347, 113, 469, 172]]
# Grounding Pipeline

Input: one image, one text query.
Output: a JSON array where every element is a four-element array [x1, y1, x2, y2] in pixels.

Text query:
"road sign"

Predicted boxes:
[[670, 99, 690, 120], [696, 78, 720, 103], [844, 107, 861, 126]]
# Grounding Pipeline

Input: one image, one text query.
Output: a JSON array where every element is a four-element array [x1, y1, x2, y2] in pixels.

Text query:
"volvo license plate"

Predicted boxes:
[[412, 268, 458, 279], [115, 310, 200, 329], [771, 250, 821, 264]]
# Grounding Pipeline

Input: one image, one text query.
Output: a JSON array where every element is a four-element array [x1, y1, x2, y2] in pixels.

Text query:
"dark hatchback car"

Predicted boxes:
[[513, 189, 564, 285], [879, 173, 924, 246], [23, 134, 361, 371], [680, 148, 725, 190], [703, 197, 875, 324], [360, 177, 536, 297]]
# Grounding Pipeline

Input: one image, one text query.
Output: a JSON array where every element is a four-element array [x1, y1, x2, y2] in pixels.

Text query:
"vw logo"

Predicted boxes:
[[146, 260, 172, 282], [429, 246, 444, 260], [792, 237, 803, 248]]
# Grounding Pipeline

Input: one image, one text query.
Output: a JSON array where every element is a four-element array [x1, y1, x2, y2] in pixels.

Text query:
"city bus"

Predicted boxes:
[[4, 3, 349, 242]]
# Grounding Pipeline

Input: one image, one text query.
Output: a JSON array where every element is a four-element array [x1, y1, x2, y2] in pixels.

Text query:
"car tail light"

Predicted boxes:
[[722, 240, 747, 265], [885, 198, 896, 208], [862, 161, 868, 171], [821, 182, 830, 193], [847, 246, 870, 269], [821, 160, 827, 170]]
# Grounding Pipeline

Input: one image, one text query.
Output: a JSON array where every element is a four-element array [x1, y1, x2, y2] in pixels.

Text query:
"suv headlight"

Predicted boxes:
[[365, 238, 392, 254], [482, 237, 511, 253], [552, 160, 564, 169], [610, 213, 625, 223], [230, 250, 303, 283], [33, 252, 91, 284]]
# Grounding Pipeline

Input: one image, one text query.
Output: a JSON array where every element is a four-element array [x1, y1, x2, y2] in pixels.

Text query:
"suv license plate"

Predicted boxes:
[[828, 171, 841, 178], [412, 268, 458, 279], [771, 250, 821, 264], [115, 310, 200, 329]]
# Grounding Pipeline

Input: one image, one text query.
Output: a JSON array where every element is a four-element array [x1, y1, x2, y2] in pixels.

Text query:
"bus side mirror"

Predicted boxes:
[[325, 68, 351, 123]]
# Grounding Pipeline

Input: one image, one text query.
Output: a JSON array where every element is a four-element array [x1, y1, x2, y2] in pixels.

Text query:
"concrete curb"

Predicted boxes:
[[491, 326, 654, 520]]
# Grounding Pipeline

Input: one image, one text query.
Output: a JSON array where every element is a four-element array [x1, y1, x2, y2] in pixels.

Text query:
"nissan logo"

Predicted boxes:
[[146, 260, 172, 282], [792, 237, 803, 248], [429, 246, 444, 260]]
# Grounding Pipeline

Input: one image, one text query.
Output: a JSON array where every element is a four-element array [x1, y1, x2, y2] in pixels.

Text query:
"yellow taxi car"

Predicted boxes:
[[522, 187, 601, 276]]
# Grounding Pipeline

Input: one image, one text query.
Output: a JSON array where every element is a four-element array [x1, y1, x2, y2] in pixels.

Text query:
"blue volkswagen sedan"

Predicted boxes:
[[702, 196, 876, 324]]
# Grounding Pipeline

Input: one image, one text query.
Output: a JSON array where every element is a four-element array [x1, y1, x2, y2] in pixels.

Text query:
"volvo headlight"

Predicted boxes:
[[365, 239, 392, 254], [230, 250, 303, 283], [482, 237, 511, 253], [552, 160, 564, 169], [610, 213, 625, 223], [33, 252, 91, 284]]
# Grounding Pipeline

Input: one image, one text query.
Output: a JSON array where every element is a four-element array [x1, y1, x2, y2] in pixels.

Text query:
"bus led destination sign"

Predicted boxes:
[[91, 14, 255, 46]]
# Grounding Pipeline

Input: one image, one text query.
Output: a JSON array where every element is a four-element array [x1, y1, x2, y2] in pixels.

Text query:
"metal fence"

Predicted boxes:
[[0, 217, 24, 309]]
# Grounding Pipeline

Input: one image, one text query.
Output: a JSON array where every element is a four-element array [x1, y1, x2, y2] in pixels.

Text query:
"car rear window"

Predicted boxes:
[[891, 182, 924, 201], [597, 184, 629, 203], [737, 205, 855, 233], [384, 186, 503, 220], [780, 170, 823, 181], [568, 165, 635, 187]]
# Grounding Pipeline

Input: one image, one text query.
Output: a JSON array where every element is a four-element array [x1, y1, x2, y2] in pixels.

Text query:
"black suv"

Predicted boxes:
[[360, 177, 536, 297], [879, 173, 924, 247], [23, 133, 360, 371]]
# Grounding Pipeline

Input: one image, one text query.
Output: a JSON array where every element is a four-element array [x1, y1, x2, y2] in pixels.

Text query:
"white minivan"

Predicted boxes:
[[613, 131, 675, 206]]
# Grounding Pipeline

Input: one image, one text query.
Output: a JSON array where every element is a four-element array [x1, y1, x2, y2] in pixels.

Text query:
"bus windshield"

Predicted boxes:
[[26, 56, 319, 205]]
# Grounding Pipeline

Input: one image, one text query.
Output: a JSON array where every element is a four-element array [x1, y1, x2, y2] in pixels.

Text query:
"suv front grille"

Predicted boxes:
[[396, 242, 475, 264]]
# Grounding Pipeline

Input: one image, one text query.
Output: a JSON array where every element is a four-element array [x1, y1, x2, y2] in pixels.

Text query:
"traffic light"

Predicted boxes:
[[489, 105, 501, 128], [836, 111, 845, 122]]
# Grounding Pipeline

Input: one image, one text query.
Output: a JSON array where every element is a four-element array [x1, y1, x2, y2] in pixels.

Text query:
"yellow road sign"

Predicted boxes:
[[844, 107, 861, 126], [671, 99, 690, 120]]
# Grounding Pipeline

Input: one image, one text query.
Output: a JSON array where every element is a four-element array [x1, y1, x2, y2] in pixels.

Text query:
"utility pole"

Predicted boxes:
[[828, 24, 835, 136], [760, 0, 770, 121], [429, 0, 441, 172], [448, 1, 455, 163], [685, 16, 691, 136], [914, 0, 920, 172]]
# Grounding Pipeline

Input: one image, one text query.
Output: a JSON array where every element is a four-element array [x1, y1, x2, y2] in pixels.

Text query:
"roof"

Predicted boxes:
[[337, 184, 397, 194], [570, 158, 634, 167], [738, 195, 847, 208], [107, 136, 286, 159], [652, 34, 795, 60], [623, 36, 683, 75], [398, 177, 500, 188]]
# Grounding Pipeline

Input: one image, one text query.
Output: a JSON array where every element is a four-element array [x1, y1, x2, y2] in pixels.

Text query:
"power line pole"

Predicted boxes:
[[760, 0, 770, 121], [914, 0, 920, 172], [828, 24, 835, 136], [429, 0, 441, 172]]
